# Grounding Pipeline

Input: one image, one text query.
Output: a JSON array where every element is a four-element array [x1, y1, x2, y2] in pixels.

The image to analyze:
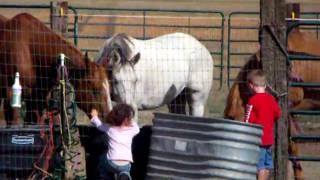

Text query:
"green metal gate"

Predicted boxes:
[[227, 11, 320, 88], [287, 20, 320, 163]]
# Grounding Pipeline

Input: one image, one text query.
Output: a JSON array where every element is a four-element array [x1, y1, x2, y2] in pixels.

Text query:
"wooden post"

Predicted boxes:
[[50, 1, 68, 37], [260, 0, 288, 180]]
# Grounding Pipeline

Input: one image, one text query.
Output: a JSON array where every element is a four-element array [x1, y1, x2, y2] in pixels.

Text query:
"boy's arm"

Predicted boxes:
[[91, 116, 110, 133], [274, 101, 281, 121], [272, 96, 281, 121]]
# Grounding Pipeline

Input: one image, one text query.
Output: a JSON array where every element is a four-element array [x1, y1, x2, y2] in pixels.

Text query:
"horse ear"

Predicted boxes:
[[110, 49, 122, 66], [255, 51, 261, 61], [130, 53, 140, 66], [84, 52, 90, 67]]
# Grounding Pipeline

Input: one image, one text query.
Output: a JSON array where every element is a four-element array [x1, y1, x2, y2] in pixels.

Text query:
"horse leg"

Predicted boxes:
[[289, 141, 304, 180], [188, 89, 208, 116], [288, 87, 305, 179], [168, 89, 187, 115], [289, 116, 304, 180], [131, 103, 139, 122]]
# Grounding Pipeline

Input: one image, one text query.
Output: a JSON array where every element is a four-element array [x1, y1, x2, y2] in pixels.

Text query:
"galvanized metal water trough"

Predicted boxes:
[[146, 113, 262, 180]]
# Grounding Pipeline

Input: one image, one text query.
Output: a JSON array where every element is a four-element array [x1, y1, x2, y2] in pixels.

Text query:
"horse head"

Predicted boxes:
[[69, 53, 113, 119], [96, 33, 141, 106], [224, 52, 262, 120]]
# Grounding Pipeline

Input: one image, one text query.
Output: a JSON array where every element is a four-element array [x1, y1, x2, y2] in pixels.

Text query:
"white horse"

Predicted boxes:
[[96, 32, 213, 119]]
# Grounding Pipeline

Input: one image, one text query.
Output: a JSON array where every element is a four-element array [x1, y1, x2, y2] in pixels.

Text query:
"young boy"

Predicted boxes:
[[244, 70, 281, 180]]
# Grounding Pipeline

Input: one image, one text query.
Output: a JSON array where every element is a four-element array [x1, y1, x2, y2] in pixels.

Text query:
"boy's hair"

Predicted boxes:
[[247, 70, 267, 87], [107, 103, 135, 126]]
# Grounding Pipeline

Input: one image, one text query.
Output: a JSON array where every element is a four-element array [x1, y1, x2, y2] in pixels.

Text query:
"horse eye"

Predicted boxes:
[[113, 79, 119, 85], [92, 88, 100, 96]]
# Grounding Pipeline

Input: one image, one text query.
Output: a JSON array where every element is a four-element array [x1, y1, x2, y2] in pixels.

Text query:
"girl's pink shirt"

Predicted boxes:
[[91, 116, 140, 162]]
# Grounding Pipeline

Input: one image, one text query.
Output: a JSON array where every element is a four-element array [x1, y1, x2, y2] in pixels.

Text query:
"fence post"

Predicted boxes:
[[260, 0, 288, 179], [50, 1, 68, 37]]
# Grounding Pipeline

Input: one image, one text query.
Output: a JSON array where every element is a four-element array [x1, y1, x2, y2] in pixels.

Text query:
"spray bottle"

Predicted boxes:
[[11, 72, 22, 108]]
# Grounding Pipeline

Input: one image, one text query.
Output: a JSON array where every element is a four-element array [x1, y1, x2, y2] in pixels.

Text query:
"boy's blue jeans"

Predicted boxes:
[[257, 145, 273, 170], [97, 154, 131, 180]]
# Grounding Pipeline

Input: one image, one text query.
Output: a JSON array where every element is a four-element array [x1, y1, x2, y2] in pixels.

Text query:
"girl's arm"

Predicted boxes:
[[91, 116, 110, 133], [131, 121, 140, 135]]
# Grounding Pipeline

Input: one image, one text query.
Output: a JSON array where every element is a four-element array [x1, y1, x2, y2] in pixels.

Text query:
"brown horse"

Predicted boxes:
[[0, 13, 112, 125], [224, 29, 320, 179]]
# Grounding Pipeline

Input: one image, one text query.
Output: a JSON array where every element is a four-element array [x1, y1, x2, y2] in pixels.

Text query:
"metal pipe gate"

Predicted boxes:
[[227, 11, 320, 88], [287, 20, 320, 162]]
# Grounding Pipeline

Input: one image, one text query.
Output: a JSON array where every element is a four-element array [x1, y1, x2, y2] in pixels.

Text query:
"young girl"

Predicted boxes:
[[90, 103, 140, 180]]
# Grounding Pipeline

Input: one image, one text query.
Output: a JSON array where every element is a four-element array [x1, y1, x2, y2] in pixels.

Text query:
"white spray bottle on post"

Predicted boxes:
[[11, 72, 22, 108]]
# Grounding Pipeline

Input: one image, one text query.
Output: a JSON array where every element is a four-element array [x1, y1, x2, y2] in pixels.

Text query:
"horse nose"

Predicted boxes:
[[111, 101, 118, 107]]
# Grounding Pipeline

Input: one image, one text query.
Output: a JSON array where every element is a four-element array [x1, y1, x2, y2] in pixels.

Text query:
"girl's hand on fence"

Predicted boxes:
[[91, 108, 98, 118]]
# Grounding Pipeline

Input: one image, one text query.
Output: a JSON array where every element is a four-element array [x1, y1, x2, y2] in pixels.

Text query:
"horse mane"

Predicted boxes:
[[236, 52, 262, 82], [97, 33, 134, 64], [224, 52, 262, 120]]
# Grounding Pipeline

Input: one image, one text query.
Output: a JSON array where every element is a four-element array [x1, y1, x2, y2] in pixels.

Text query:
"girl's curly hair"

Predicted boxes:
[[107, 103, 135, 126]]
